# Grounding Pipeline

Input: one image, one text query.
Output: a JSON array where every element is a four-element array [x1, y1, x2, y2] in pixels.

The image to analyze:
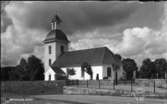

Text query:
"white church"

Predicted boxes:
[[43, 15, 124, 81]]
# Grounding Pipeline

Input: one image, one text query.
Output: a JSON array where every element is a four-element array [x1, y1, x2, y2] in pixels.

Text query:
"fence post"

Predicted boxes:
[[99, 80, 100, 89], [113, 80, 115, 90], [77, 80, 79, 87], [153, 80, 155, 93], [65, 80, 68, 86]]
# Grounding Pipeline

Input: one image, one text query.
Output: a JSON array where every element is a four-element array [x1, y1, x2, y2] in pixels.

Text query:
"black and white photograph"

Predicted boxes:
[[1, 1, 167, 104]]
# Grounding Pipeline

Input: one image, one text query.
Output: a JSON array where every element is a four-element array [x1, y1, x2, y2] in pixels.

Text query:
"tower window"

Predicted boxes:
[[49, 59, 52, 66], [49, 45, 51, 54], [107, 67, 112, 77], [61, 45, 64, 54]]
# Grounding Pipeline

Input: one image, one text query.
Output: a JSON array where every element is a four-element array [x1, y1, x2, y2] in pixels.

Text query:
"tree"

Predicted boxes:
[[1, 66, 15, 81], [154, 58, 167, 79], [14, 55, 44, 81], [1, 55, 44, 81], [139, 58, 156, 79], [114, 54, 122, 61], [113, 54, 122, 84], [81, 62, 93, 80], [122, 58, 138, 80], [67, 68, 76, 79], [27, 55, 44, 80], [14, 58, 30, 81]]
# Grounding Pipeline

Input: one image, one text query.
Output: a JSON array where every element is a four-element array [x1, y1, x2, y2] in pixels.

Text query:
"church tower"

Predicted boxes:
[[43, 15, 69, 73]]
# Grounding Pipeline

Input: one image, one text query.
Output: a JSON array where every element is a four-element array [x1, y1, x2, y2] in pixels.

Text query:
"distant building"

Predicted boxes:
[[43, 15, 123, 81]]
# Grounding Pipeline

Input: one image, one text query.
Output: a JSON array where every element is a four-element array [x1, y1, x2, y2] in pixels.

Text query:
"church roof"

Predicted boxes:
[[43, 29, 69, 43], [50, 65, 66, 75], [52, 47, 118, 67]]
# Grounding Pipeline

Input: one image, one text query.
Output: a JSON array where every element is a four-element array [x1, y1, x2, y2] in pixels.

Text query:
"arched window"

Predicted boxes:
[[48, 45, 51, 54], [49, 59, 52, 66], [60, 45, 64, 54], [107, 67, 112, 77]]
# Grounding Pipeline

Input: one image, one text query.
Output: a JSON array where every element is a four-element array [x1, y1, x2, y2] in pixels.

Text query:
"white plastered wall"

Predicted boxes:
[[103, 65, 114, 80], [44, 43, 56, 73], [44, 41, 68, 74], [55, 42, 68, 58], [103, 64, 124, 80], [62, 66, 103, 80], [44, 66, 55, 81]]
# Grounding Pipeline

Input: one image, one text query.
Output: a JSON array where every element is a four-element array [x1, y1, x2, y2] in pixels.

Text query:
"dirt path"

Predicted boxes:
[[34, 95, 167, 104]]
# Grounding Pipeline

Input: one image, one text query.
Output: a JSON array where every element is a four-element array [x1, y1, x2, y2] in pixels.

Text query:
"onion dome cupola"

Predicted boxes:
[[43, 15, 70, 44]]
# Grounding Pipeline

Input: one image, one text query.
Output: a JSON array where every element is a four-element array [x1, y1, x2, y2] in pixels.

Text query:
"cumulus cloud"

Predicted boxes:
[[120, 27, 166, 62], [1, 1, 140, 66], [1, 2, 46, 66], [70, 29, 121, 50], [71, 26, 167, 64], [1, 1, 166, 66], [71, 3, 167, 65], [5, 1, 139, 34], [1, 24, 45, 66], [1, 1, 12, 33], [161, 3, 167, 33]]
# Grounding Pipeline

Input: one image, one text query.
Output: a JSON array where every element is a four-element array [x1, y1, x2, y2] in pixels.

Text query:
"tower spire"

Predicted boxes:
[[51, 14, 62, 30]]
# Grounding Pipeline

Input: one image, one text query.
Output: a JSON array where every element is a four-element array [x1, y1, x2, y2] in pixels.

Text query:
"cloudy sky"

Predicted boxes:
[[1, 1, 167, 66]]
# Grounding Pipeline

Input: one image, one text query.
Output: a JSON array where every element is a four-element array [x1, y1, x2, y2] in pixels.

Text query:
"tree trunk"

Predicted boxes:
[[67, 73, 69, 80], [133, 71, 136, 80], [90, 73, 93, 80], [115, 71, 118, 85]]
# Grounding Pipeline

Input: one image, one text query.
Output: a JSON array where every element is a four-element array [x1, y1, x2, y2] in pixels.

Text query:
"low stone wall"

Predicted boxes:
[[67, 80, 114, 89], [135, 79, 167, 88], [1, 81, 65, 95], [64, 86, 115, 95], [63, 86, 167, 98]]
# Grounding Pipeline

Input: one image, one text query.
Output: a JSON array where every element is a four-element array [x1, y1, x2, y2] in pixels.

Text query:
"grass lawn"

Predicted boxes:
[[33, 95, 167, 104], [2, 98, 77, 104], [1, 93, 70, 104], [1, 81, 166, 104], [1, 93, 167, 104]]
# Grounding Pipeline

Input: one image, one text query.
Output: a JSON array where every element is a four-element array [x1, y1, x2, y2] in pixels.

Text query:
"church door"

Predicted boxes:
[[107, 67, 111, 77], [49, 74, 51, 81]]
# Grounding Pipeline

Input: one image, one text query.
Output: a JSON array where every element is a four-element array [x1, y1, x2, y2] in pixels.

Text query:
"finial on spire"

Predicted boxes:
[[51, 14, 62, 30], [51, 15, 62, 24]]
